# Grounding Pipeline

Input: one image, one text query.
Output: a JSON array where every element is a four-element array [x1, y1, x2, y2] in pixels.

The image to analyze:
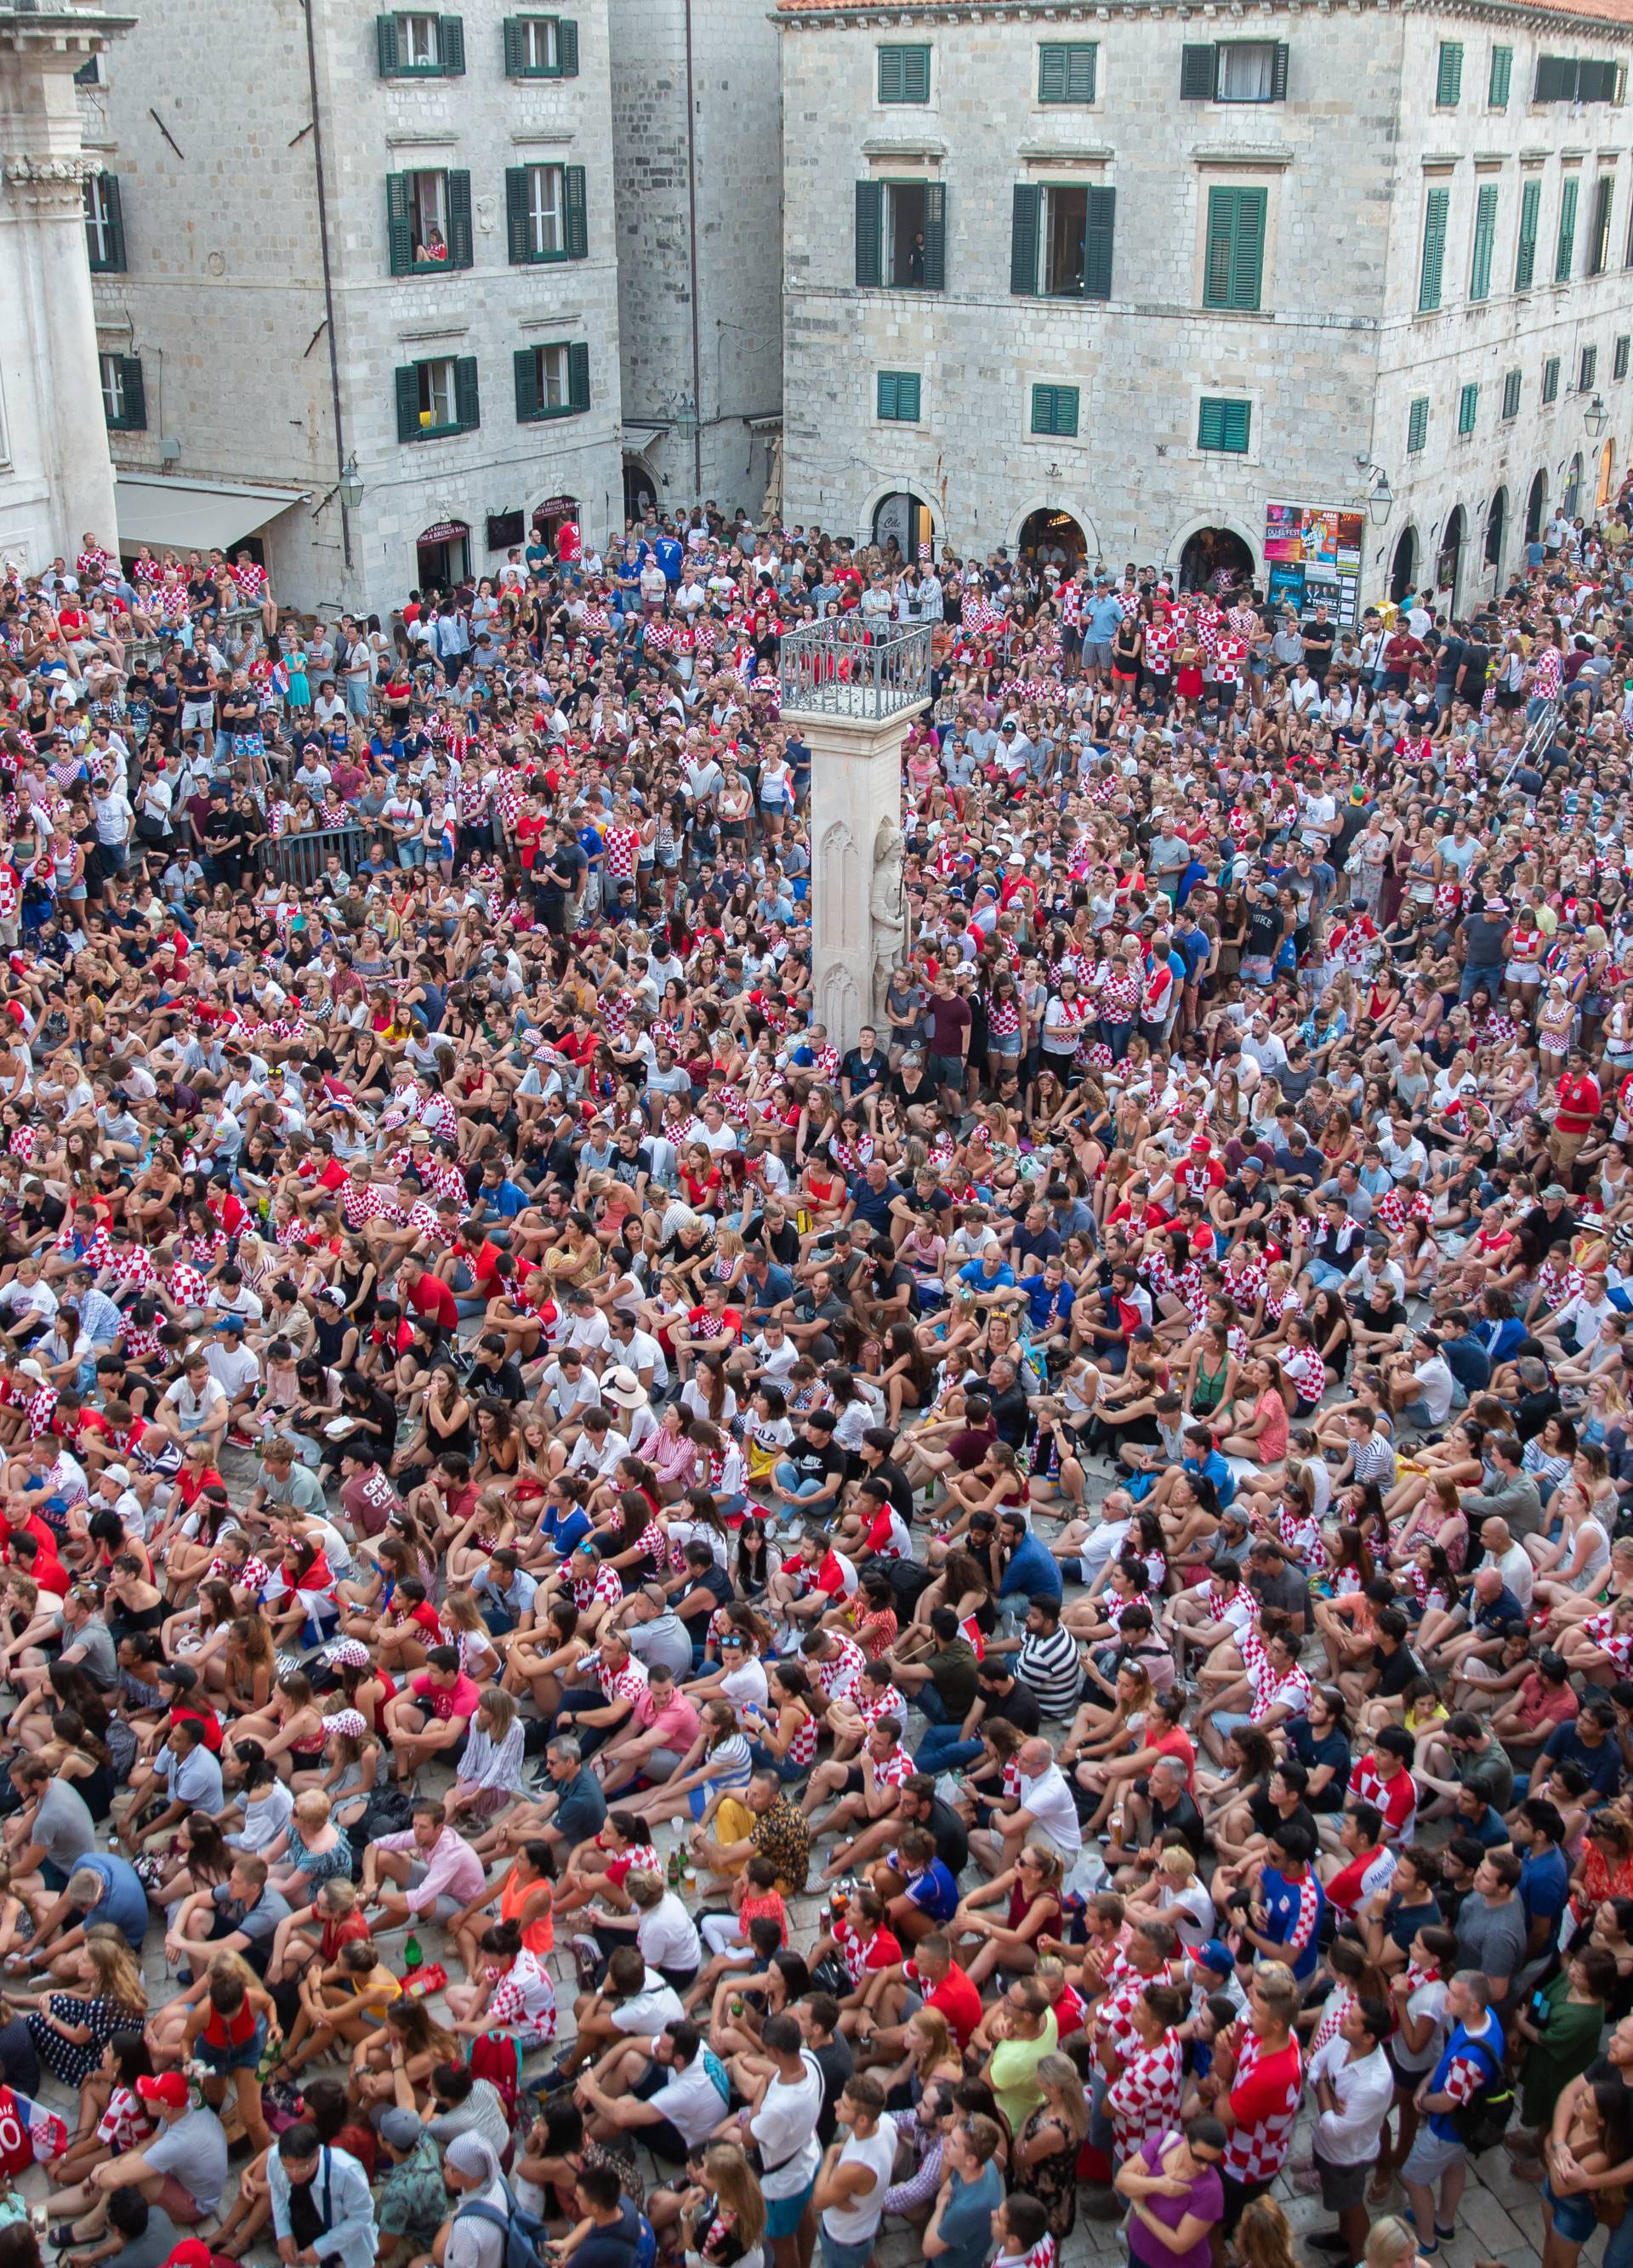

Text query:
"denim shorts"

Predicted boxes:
[[1545, 2177, 1598, 2245], [820, 2228, 878, 2268], [765, 2182, 816, 2240]]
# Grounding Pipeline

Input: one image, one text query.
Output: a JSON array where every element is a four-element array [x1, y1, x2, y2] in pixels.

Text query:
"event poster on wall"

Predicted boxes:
[[1264, 501, 1365, 626]]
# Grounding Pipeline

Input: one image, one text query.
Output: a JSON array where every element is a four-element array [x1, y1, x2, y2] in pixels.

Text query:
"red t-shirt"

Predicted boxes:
[[411, 1669, 481, 1723], [407, 1270, 460, 1333], [1556, 1072, 1602, 1138], [911, 1957, 982, 2046]]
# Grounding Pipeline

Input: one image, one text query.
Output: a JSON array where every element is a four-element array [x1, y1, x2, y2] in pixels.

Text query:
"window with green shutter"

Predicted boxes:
[[1617, 335, 1630, 379], [1590, 175, 1613, 275], [1407, 395, 1429, 453], [1502, 367, 1522, 418], [1437, 42, 1463, 105], [1470, 181, 1498, 299], [386, 168, 472, 275], [1180, 40, 1288, 99], [99, 351, 145, 432], [1488, 44, 1512, 106], [1516, 176, 1541, 290], [877, 44, 930, 102], [514, 341, 588, 422], [1458, 381, 1478, 434], [876, 371, 922, 422], [1557, 173, 1579, 282], [1418, 186, 1449, 311], [83, 172, 125, 273], [1543, 355, 1561, 403], [1038, 43, 1096, 102], [395, 354, 478, 441], [1030, 384, 1079, 437], [503, 16, 578, 76], [1203, 185, 1266, 310], [1581, 344, 1598, 391], [1535, 55, 1625, 103], [1198, 396, 1251, 452], [377, 13, 464, 76]]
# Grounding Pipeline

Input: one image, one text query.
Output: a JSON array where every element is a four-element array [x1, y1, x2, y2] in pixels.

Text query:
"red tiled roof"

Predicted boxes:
[[777, 0, 1633, 26]]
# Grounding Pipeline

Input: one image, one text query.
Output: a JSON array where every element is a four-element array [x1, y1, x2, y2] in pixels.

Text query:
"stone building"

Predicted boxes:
[[777, 0, 1633, 620], [83, 0, 623, 615], [607, 0, 783, 521], [0, 0, 132, 571]]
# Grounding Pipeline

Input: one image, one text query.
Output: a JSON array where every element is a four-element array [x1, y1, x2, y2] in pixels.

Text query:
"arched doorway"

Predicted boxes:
[[1526, 469, 1547, 543], [531, 493, 582, 561], [1564, 452, 1584, 519], [415, 518, 469, 593], [623, 456, 657, 524], [1599, 438, 1617, 509], [1389, 526, 1417, 605], [872, 490, 933, 562], [1484, 487, 1507, 585], [1018, 507, 1088, 567], [1178, 526, 1255, 594], [1436, 505, 1465, 611]]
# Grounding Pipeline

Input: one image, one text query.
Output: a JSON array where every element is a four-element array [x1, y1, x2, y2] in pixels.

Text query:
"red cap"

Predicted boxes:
[[163, 2245, 216, 2268], [138, 2072, 190, 2110]]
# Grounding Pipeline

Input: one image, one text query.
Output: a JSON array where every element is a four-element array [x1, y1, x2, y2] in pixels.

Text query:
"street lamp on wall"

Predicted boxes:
[[1585, 392, 1610, 438], [338, 457, 364, 511], [1354, 457, 1395, 526]]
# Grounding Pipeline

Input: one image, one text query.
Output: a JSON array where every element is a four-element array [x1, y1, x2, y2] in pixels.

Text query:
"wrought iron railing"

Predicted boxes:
[[261, 823, 367, 890], [779, 617, 933, 720], [1496, 696, 1561, 793]]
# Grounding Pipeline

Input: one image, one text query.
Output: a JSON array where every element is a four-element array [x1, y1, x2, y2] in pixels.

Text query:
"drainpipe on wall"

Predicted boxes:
[[302, 0, 352, 572], [682, 0, 703, 498]]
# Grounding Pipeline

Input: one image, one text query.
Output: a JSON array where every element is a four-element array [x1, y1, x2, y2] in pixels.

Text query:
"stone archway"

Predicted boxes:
[[1436, 505, 1465, 611], [1008, 497, 1100, 566], [1389, 526, 1418, 605], [1526, 469, 1548, 543], [860, 482, 942, 563], [1176, 526, 1255, 594], [1484, 487, 1507, 585]]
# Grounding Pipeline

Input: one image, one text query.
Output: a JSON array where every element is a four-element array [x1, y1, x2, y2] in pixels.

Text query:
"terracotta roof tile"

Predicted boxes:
[[777, 0, 1633, 25]]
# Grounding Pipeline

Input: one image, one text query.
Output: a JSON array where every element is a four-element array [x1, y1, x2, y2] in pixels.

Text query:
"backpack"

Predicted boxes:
[[459, 2192, 656, 2268], [347, 1786, 415, 1879], [1448, 2025, 1514, 2153], [469, 2030, 521, 2125]]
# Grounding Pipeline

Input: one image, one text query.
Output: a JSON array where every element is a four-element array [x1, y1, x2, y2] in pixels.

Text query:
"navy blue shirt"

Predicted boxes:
[[1542, 1720, 1624, 1802], [998, 1531, 1063, 1606]]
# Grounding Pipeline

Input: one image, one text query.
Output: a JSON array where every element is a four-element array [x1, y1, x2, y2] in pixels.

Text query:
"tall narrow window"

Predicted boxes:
[[1419, 186, 1449, 311]]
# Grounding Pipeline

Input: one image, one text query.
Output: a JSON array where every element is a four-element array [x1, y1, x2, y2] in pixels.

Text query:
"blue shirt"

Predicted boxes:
[[935, 2163, 1005, 2268], [70, 1852, 149, 1950], [1019, 1275, 1075, 1333], [1542, 1720, 1624, 1802], [654, 536, 684, 582], [958, 1258, 1016, 1294], [1427, 2010, 1505, 2140], [999, 1531, 1063, 1606], [539, 1503, 592, 1561], [1085, 596, 1123, 640], [1520, 1845, 1571, 1931], [903, 1856, 960, 1922], [1258, 1864, 1324, 1981]]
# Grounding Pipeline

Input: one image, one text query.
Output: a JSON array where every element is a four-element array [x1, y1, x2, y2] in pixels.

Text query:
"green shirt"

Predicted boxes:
[[988, 2009, 1058, 2133]]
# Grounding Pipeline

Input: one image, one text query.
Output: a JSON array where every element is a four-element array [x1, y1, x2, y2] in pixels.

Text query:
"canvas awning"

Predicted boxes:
[[114, 473, 310, 554]]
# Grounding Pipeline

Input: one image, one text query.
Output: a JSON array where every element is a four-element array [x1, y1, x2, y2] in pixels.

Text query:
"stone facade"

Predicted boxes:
[[608, 0, 783, 519], [778, 0, 1633, 615], [88, 0, 624, 616], [0, 0, 132, 571]]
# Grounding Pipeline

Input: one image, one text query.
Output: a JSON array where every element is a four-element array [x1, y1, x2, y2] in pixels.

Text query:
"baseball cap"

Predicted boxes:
[[139, 2072, 190, 2109], [379, 2106, 425, 2150], [1193, 1940, 1235, 1975], [162, 2245, 216, 2268]]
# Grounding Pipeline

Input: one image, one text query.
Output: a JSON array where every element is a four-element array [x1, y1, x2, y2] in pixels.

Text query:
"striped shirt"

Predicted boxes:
[[1016, 1623, 1084, 1717]]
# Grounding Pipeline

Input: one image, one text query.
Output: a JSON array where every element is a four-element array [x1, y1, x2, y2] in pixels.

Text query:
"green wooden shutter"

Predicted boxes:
[[506, 168, 532, 263], [117, 355, 146, 430], [447, 171, 473, 268], [1038, 43, 1095, 100], [1557, 173, 1579, 281], [1536, 54, 1569, 101], [377, 13, 401, 74], [386, 173, 414, 276], [1083, 186, 1115, 300], [1407, 396, 1428, 452], [855, 181, 882, 287], [1205, 186, 1265, 310], [1181, 43, 1215, 99], [1418, 185, 1448, 310], [877, 372, 898, 419], [395, 365, 420, 442], [877, 46, 903, 99], [100, 173, 126, 271], [454, 355, 480, 431], [1618, 337, 1631, 379], [1591, 174, 1613, 273], [1459, 381, 1478, 434], [1516, 176, 1540, 288], [515, 347, 539, 422], [1270, 42, 1289, 100], [503, 18, 526, 74], [898, 372, 921, 420], [1052, 385, 1079, 436], [1198, 397, 1249, 452], [879, 45, 929, 101], [438, 16, 465, 72], [920, 182, 946, 289], [1544, 355, 1560, 402], [1437, 41, 1463, 105], [564, 164, 588, 259], [1489, 44, 1511, 106], [1030, 385, 1055, 435], [558, 18, 578, 73], [1503, 368, 1521, 418], [1470, 181, 1497, 299], [568, 342, 589, 413], [1010, 183, 1040, 295]]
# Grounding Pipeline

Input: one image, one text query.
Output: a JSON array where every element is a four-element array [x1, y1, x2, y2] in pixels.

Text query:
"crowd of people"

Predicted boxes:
[[0, 486, 1629, 2268]]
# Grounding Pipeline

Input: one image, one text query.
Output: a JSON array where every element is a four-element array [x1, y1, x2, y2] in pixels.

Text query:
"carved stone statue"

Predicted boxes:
[[869, 812, 907, 1011]]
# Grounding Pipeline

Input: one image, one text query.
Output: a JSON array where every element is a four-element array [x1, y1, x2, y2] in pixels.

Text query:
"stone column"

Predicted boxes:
[[780, 620, 930, 1055]]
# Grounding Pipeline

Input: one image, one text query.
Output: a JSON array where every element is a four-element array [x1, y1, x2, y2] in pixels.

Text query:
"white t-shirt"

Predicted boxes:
[[648, 2047, 729, 2146], [610, 1970, 686, 2035], [750, 2052, 824, 2198], [637, 1894, 703, 1975], [1018, 1763, 1083, 1855]]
